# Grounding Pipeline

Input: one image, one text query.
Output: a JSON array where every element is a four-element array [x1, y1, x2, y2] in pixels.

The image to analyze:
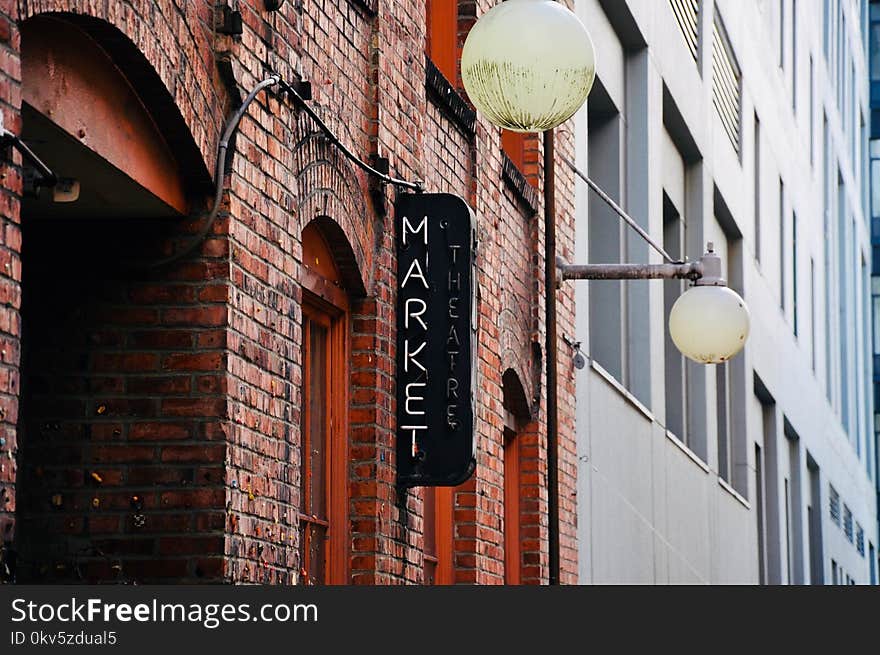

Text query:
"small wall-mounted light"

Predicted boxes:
[[53, 178, 80, 203], [563, 335, 586, 370]]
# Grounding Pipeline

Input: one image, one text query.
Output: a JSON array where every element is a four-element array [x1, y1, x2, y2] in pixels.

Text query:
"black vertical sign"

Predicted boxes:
[[396, 193, 477, 488]]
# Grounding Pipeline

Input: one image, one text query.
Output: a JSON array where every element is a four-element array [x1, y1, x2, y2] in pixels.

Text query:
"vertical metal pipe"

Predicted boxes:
[[544, 129, 560, 585]]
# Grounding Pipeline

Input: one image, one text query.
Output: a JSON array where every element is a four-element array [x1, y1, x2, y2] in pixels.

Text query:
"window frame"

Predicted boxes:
[[503, 425, 522, 585], [424, 485, 455, 585], [300, 225, 352, 586]]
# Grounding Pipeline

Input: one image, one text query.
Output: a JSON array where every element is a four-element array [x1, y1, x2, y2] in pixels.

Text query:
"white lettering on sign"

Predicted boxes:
[[444, 243, 462, 428], [398, 203, 471, 469], [400, 214, 430, 458], [405, 298, 428, 330], [402, 257, 429, 289], [405, 382, 426, 415], [404, 340, 427, 373], [403, 215, 428, 246]]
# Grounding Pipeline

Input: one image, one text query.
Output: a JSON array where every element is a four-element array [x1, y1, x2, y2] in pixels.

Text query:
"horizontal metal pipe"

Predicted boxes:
[[559, 260, 703, 281]]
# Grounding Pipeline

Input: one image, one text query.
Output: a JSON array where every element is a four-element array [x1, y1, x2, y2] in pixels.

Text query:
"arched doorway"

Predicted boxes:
[[14, 15, 211, 583], [298, 220, 353, 585]]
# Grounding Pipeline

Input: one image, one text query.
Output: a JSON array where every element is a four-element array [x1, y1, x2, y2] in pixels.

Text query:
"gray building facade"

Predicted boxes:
[[574, 0, 878, 584]]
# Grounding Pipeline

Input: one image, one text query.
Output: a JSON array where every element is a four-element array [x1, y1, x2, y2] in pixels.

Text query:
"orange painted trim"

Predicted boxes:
[[329, 305, 350, 584], [302, 290, 350, 585], [426, 0, 459, 83], [502, 130, 526, 170], [504, 428, 521, 585], [435, 486, 455, 584], [302, 224, 350, 310]]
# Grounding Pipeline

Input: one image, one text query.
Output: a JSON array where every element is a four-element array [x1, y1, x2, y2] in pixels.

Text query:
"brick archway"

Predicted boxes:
[[17, 2, 225, 182], [9, 7, 230, 584], [499, 307, 539, 419], [293, 121, 374, 296]]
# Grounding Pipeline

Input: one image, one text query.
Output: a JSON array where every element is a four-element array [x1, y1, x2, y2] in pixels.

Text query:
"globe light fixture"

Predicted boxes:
[[461, 0, 597, 132], [668, 245, 751, 365]]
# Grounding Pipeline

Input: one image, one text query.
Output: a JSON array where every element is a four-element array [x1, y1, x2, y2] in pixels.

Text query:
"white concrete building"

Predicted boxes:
[[573, 0, 878, 584]]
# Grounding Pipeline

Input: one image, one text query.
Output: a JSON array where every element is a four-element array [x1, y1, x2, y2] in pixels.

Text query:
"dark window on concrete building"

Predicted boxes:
[[807, 454, 825, 584], [717, 362, 732, 481], [829, 483, 841, 525], [716, 194, 747, 494], [810, 56, 815, 165], [824, 115, 834, 404], [756, 374, 782, 583], [756, 442, 768, 584], [779, 0, 786, 69], [755, 112, 762, 263], [779, 177, 786, 312], [664, 195, 688, 444], [669, 0, 700, 62], [812, 258, 817, 370], [870, 542, 877, 583], [712, 12, 742, 155], [792, 0, 798, 112], [784, 422, 804, 584], [784, 477, 792, 582], [587, 82, 625, 384], [839, 171, 849, 433], [793, 211, 799, 336]]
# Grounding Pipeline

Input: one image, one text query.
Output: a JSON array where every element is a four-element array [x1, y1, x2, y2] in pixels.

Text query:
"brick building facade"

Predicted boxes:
[[0, 0, 577, 585]]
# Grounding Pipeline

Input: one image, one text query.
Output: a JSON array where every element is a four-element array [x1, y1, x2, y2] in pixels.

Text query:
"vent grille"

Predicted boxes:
[[712, 16, 741, 154], [669, 0, 700, 61], [843, 505, 854, 542], [829, 484, 840, 525]]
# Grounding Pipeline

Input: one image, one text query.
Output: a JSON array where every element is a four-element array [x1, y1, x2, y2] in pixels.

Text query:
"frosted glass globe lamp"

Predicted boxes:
[[461, 0, 597, 132], [668, 246, 751, 364]]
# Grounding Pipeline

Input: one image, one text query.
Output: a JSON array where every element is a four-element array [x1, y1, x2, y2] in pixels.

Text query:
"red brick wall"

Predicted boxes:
[[0, 0, 579, 585], [2, 1, 228, 582], [15, 219, 228, 583], [0, 0, 20, 568]]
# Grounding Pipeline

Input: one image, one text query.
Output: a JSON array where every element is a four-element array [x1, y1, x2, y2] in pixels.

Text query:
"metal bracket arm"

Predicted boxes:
[[277, 78, 424, 192], [557, 258, 704, 282], [0, 128, 57, 187]]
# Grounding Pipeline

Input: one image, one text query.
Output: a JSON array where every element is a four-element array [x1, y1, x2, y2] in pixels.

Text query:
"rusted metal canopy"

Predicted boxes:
[[22, 16, 188, 215]]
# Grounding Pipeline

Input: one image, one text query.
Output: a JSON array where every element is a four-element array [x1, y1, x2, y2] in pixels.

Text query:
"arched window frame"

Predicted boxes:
[[502, 369, 532, 585], [300, 223, 352, 585]]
